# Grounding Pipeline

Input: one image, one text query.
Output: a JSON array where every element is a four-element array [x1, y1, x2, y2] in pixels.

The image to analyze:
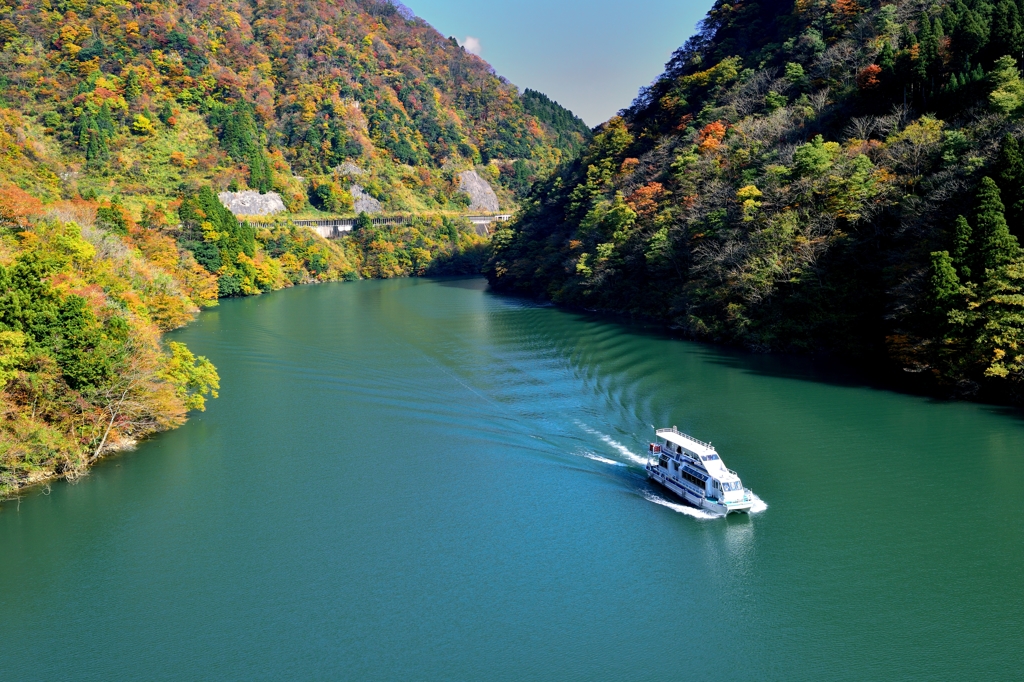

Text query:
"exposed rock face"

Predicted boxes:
[[351, 184, 382, 214], [218, 191, 286, 216], [458, 170, 500, 213], [337, 162, 365, 176]]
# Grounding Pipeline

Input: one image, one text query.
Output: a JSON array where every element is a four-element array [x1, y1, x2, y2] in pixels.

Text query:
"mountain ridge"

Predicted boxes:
[[0, 0, 589, 214]]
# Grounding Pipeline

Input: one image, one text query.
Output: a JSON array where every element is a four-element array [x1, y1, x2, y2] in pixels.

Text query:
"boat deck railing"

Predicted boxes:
[[656, 427, 715, 451]]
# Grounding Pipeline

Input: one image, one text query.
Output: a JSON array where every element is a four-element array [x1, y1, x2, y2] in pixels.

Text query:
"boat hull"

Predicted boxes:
[[646, 464, 753, 514]]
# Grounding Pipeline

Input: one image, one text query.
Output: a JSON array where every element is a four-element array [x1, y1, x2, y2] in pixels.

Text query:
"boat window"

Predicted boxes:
[[680, 469, 707, 488], [705, 454, 720, 461]]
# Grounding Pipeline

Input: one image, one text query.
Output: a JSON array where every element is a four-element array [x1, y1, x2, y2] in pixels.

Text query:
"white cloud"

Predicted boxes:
[[462, 36, 482, 56]]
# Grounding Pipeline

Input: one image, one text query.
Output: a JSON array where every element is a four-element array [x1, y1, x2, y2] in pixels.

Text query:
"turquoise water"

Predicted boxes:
[[2, 278, 1023, 680]]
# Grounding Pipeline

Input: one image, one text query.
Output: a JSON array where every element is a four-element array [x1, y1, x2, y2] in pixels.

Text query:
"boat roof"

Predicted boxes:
[[658, 428, 717, 457], [657, 428, 738, 481]]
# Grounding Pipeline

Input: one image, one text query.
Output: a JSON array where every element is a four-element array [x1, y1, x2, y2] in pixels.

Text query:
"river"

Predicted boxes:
[[2, 278, 1022, 680]]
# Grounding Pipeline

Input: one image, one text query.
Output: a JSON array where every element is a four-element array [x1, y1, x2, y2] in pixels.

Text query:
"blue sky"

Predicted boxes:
[[404, 0, 714, 126]]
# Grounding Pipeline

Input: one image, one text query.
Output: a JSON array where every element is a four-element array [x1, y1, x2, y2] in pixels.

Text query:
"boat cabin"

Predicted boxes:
[[650, 427, 746, 503]]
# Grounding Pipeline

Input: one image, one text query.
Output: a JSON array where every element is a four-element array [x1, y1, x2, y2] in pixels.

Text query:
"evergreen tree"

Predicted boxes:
[[879, 41, 896, 76], [82, 127, 109, 168], [930, 250, 962, 315], [942, 3, 960, 36], [248, 150, 273, 193], [75, 110, 95, 148], [329, 126, 348, 166], [995, 135, 1024, 238], [974, 259, 1024, 379], [354, 212, 373, 232], [210, 102, 274, 193], [954, 9, 989, 67], [73, 105, 116, 168], [124, 70, 142, 102], [158, 101, 175, 127], [991, 0, 1024, 62], [213, 102, 261, 162], [96, 103, 116, 137], [952, 215, 974, 281], [916, 13, 938, 91], [96, 199, 129, 235], [974, 177, 1022, 273]]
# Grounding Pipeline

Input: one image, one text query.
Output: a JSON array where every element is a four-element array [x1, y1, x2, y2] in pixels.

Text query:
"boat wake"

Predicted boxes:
[[575, 422, 648, 466], [579, 451, 627, 466], [642, 492, 722, 519], [748, 493, 768, 514]]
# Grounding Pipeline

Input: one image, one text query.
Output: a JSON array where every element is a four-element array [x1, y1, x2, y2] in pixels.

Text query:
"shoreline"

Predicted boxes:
[[484, 281, 1024, 410], [1, 435, 140, 503]]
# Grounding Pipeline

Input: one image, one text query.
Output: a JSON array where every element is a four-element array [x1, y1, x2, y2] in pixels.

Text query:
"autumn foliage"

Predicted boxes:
[[697, 122, 727, 154], [488, 0, 1024, 400], [857, 64, 882, 91]]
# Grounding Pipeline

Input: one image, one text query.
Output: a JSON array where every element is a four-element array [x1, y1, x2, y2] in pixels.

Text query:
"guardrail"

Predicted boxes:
[[655, 427, 715, 451], [240, 213, 513, 239]]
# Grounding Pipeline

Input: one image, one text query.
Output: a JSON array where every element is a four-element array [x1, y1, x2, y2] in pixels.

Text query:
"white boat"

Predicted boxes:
[[646, 427, 755, 514]]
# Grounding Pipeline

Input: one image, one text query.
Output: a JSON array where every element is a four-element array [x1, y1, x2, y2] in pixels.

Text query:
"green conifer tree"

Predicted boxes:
[[76, 111, 95, 148], [992, 0, 1024, 62], [974, 259, 1024, 379], [954, 9, 989, 67], [158, 101, 175, 127], [96, 103, 116, 136], [248, 150, 273, 194], [942, 3, 960, 35], [84, 129, 109, 168], [974, 177, 1022, 273], [355, 212, 373, 232], [995, 135, 1024, 238], [930, 250, 962, 313], [952, 215, 974, 281], [124, 70, 142, 102], [917, 13, 939, 90], [879, 41, 896, 75], [917, 12, 933, 57]]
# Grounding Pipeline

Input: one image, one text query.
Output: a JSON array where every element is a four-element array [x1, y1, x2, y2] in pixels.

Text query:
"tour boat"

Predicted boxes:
[[646, 427, 755, 514]]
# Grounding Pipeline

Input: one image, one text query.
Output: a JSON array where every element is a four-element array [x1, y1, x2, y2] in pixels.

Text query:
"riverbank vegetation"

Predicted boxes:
[[488, 0, 1024, 401], [0, 182, 492, 496], [0, 199, 219, 497]]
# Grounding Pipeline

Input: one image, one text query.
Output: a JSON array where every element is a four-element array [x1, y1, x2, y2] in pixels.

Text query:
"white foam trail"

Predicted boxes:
[[581, 452, 626, 466], [575, 421, 649, 465], [600, 435, 648, 466], [643, 492, 722, 519], [748, 493, 768, 514]]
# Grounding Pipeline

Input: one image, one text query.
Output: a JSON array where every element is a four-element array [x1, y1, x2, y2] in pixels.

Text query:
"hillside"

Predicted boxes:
[[0, 0, 588, 215], [488, 0, 1024, 399], [0, 0, 590, 493]]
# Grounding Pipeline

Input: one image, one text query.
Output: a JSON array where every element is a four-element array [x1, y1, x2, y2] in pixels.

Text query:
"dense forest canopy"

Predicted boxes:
[[488, 0, 1024, 400], [0, 0, 589, 212]]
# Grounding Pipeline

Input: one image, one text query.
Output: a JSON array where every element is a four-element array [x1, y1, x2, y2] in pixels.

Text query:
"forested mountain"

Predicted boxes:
[[0, 0, 589, 493], [0, 0, 586, 213], [488, 0, 1024, 399]]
